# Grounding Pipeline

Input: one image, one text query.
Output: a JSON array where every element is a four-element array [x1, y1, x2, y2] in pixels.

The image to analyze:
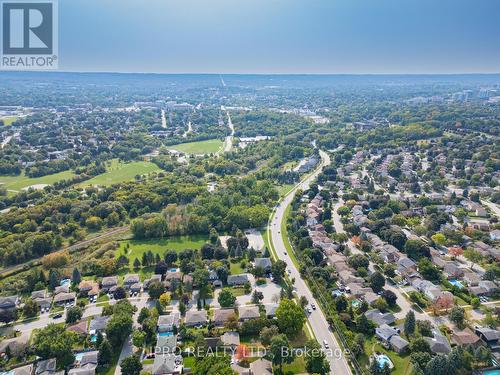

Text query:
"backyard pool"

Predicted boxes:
[[352, 300, 361, 308], [482, 370, 500, 375], [158, 332, 173, 337], [449, 279, 464, 289], [375, 354, 394, 369]]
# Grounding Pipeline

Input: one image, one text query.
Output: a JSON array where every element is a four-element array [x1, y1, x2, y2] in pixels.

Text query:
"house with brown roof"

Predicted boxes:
[[213, 308, 236, 326], [184, 310, 208, 327], [238, 305, 260, 321], [78, 280, 100, 297], [451, 327, 481, 348]]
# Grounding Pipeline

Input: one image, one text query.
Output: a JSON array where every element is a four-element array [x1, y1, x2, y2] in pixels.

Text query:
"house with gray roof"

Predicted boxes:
[[0, 295, 20, 312], [100, 276, 118, 292], [213, 309, 236, 326], [238, 305, 260, 321], [184, 310, 208, 327], [389, 335, 409, 353], [254, 258, 272, 272], [221, 331, 240, 348], [365, 309, 396, 327], [156, 334, 177, 354], [157, 312, 180, 332], [227, 273, 253, 286], [152, 354, 183, 375], [89, 316, 109, 334], [425, 331, 451, 354]]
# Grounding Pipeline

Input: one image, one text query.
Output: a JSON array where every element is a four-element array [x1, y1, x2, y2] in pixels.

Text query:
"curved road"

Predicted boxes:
[[268, 150, 352, 375]]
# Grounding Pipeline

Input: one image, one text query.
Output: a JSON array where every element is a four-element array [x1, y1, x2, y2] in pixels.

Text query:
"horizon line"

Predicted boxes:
[[2, 70, 500, 76]]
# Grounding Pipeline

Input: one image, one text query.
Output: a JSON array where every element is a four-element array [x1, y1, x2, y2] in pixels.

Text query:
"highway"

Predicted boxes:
[[268, 150, 352, 375]]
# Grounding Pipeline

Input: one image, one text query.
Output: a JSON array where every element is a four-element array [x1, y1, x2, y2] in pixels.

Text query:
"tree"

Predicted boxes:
[[275, 299, 306, 336], [382, 290, 397, 306], [22, 298, 38, 318], [449, 306, 465, 328], [137, 307, 150, 324], [98, 339, 112, 366], [164, 250, 178, 266], [193, 355, 234, 375], [334, 295, 348, 312], [424, 354, 450, 375], [33, 324, 76, 367], [404, 239, 430, 261], [66, 306, 83, 324], [271, 260, 287, 283], [463, 248, 483, 270], [218, 288, 236, 308], [132, 330, 145, 348], [404, 311, 416, 336], [304, 339, 330, 374], [159, 292, 171, 307], [72, 267, 81, 285], [410, 337, 432, 354], [418, 258, 442, 282], [369, 271, 385, 293], [133, 258, 141, 270], [148, 280, 166, 299], [120, 355, 142, 375], [471, 297, 480, 309], [270, 334, 293, 372], [356, 314, 375, 335], [106, 313, 133, 347], [259, 325, 279, 347], [155, 260, 169, 275], [113, 286, 126, 300]]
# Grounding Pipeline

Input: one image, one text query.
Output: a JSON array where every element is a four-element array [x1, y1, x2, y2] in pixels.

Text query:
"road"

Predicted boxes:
[[268, 150, 352, 375], [482, 199, 500, 219], [161, 109, 167, 129], [223, 111, 234, 152]]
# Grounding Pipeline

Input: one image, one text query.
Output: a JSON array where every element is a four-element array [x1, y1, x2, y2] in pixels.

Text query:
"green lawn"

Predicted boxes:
[[0, 170, 75, 192], [117, 235, 209, 267], [166, 139, 223, 154], [0, 116, 18, 126], [78, 159, 161, 188], [229, 259, 246, 275], [276, 184, 295, 197], [282, 356, 306, 374]]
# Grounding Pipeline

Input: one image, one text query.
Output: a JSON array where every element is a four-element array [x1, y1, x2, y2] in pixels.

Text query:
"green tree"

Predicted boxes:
[[424, 354, 450, 375], [33, 324, 76, 368], [98, 339, 112, 366], [404, 311, 416, 336], [66, 306, 83, 324], [463, 249, 483, 270], [120, 355, 143, 375], [193, 355, 234, 375], [271, 260, 287, 283], [369, 271, 385, 293], [106, 313, 133, 347], [22, 298, 38, 318], [275, 299, 306, 336], [132, 330, 145, 348], [270, 334, 293, 372], [148, 280, 166, 299], [259, 325, 279, 347], [410, 337, 432, 354], [304, 339, 330, 374], [72, 267, 81, 285], [218, 288, 236, 308], [449, 306, 465, 328]]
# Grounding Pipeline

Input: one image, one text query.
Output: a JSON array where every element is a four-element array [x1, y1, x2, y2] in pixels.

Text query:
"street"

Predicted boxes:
[[268, 150, 352, 375]]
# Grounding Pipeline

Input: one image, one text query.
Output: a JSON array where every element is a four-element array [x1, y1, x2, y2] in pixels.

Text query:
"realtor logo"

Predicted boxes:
[[1, 0, 58, 69]]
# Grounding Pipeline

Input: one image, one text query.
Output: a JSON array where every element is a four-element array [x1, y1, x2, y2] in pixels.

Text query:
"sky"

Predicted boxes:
[[58, 0, 500, 74]]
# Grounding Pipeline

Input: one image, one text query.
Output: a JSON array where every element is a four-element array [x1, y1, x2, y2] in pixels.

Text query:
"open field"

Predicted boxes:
[[116, 235, 209, 267], [77, 159, 161, 187], [167, 139, 223, 154], [0, 170, 75, 192], [0, 116, 18, 126]]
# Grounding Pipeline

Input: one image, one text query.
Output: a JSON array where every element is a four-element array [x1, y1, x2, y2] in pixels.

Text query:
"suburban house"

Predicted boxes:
[[155, 334, 177, 354], [0, 295, 20, 312], [53, 292, 76, 306], [152, 354, 183, 375], [123, 274, 140, 289], [254, 258, 272, 272], [221, 331, 240, 348], [365, 309, 396, 327], [101, 276, 118, 292], [184, 310, 208, 327], [6, 364, 34, 375], [213, 309, 236, 327], [67, 321, 88, 337], [31, 290, 52, 311], [227, 273, 253, 286], [89, 316, 109, 335], [157, 312, 180, 332], [78, 280, 99, 297], [470, 281, 498, 296], [238, 305, 260, 321], [451, 327, 481, 348], [425, 331, 451, 354], [475, 327, 500, 351], [249, 358, 273, 375], [35, 358, 64, 375], [264, 303, 279, 318], [0, 333, 30, 357]]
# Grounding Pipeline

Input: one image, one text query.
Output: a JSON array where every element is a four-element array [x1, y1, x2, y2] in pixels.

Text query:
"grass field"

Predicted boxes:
[[0, 116, 18, 126], [116, 235, 209, 267], [167, 139, 223, 154], [78, 159, 161, 187], [0, 170, 75, 192]]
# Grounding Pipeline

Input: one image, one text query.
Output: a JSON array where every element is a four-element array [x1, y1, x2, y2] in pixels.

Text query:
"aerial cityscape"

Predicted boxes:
[[0, 2, 499, 375]]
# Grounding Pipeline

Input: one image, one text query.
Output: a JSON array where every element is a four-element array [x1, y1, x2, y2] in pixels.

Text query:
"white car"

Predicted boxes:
[[307, 307, 312, 314], [323, 340, 329, 349]]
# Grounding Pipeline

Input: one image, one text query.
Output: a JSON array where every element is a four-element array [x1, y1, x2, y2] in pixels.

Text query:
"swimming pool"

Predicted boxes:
[[352, 300, 361, 308], [482, 370, 500, 375], [158, 331, 173, 337], [449, 279, 464, 289], [375, 354, 394, 369], [74, 353, 84, 362]]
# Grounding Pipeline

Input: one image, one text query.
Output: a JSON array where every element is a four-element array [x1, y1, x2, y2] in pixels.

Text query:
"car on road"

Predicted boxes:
[[307, 307, 312, 314], [52, 313, 62, 319], [311, 303, 316, 310], [323, 340, 329, 349]]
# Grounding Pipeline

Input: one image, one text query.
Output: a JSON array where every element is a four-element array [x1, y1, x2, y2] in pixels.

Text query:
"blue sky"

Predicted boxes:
[[59, 0, 500, 74]]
